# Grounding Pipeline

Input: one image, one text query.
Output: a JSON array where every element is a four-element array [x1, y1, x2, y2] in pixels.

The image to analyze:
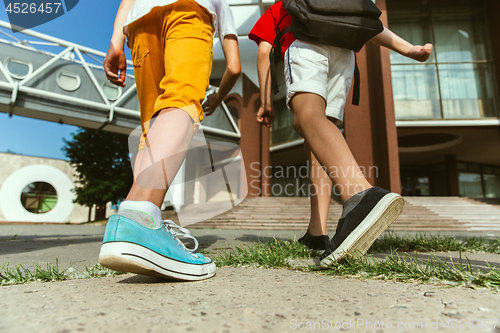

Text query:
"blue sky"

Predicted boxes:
[[0, 0, 127, 160]]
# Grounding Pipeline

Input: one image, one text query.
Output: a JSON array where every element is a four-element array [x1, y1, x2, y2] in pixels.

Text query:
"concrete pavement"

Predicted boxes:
[[1, 224, 499, 333]]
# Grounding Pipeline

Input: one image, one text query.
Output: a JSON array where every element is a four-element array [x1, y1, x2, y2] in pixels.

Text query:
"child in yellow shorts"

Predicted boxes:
[[100, 0, 241, 281]]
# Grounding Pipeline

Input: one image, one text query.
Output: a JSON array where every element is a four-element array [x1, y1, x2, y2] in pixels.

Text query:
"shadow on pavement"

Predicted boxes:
[[235, 234, 294, 243], [117, 275, 185, 284], [0, 234, 104, 255], [0, 234, 224, 256], [191, 235, 225, 251]]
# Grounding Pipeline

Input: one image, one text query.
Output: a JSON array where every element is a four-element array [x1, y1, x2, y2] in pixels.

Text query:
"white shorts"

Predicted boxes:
[[284, 40, 355, 124]]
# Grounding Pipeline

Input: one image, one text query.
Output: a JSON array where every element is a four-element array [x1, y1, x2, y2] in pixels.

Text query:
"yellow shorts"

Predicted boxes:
[[127, 0, 214, 149]]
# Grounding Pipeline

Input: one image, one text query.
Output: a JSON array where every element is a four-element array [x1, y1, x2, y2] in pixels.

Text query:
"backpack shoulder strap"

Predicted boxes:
[[269, 25, 291, 94], [352, 59, 360, 106]]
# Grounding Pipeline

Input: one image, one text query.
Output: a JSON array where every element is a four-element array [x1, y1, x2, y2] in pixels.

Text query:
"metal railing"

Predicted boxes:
[[0, 20, 241, 139]]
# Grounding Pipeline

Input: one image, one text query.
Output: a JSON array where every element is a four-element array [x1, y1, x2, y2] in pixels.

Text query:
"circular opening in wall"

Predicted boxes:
[[21, 182, 58, 214], [4, 58, 33, 79], [102, 82, 122, 101], [56, 71, 81, 91], [398, 133, 463, 153]]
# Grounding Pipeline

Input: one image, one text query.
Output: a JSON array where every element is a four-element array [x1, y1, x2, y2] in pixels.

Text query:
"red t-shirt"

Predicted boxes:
[[248, 1, 295, 60]]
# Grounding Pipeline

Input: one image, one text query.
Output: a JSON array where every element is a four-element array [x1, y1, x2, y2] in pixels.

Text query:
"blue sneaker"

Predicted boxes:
[[99, 215, 216, 281]]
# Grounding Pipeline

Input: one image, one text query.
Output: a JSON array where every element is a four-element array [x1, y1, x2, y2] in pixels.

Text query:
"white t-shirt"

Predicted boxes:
[[124, 0, 237, 41]]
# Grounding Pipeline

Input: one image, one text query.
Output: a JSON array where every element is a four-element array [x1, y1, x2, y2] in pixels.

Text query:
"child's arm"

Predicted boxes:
[[256, 40, 274, 127], [370, 27, 433, 62], [104, 0, 135, 87], [203, 35, 241, 115]]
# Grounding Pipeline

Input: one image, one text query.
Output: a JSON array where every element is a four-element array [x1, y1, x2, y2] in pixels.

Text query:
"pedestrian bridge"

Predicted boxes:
[[0, 20, 241, 140]]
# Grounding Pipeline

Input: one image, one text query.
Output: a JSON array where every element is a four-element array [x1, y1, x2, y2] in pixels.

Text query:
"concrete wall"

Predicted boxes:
[[0, 152, 89, 223]]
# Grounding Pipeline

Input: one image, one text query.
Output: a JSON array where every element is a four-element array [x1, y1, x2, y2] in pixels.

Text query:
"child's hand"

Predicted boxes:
[[257, 105, 274, 127], [407, 43, 433, 62], [104, 42, 127, 87], [202, 92, 219, 116]]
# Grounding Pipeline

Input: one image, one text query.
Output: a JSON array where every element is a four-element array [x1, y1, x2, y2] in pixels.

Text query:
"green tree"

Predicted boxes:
[[62, 128, 133, 220]]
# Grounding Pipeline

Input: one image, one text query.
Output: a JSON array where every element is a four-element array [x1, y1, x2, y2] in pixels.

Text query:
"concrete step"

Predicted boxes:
[[162, 196, 500, 232]]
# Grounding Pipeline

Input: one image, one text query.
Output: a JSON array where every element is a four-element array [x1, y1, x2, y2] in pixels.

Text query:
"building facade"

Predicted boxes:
[[1, 0, 499, 209], [228, 0, 500, 199]]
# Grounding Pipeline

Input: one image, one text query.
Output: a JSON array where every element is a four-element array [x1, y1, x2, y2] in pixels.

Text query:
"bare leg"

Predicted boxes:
[[126, 108, 194, 208], [304, 142, 331, 236], [290, 92, 372, 203], [100, 110, 217, 281]]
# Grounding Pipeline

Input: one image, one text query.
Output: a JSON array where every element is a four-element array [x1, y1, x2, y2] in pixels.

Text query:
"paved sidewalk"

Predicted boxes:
[[1, 224, 499, 333]]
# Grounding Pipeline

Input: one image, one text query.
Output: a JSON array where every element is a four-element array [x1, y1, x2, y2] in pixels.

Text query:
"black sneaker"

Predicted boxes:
[[320, 187, 404, 265], [298, 231, 329, 251]]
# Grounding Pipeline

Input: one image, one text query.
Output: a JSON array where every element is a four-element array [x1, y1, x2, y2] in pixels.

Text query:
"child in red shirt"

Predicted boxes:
[[249, 1, 294, 61], [250, 1, 433, 264]]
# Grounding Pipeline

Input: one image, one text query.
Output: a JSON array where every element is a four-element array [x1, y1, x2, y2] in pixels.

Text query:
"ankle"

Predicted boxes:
[[307, 226, 327, 237], [118, 200, 162, 228], [343, 185, 373, 202]]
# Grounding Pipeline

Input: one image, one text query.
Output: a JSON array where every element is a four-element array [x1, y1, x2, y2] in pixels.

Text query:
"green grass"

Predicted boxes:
[[369, 233, 500, 254], [0, 261, 125, 286], [2, 234, 499, 287], [82, 264, 126, 279], [0, 260, 69, 285], [315, 252, 500, 289], [213, 235, 500, 289], [213, 238, 318, 268]]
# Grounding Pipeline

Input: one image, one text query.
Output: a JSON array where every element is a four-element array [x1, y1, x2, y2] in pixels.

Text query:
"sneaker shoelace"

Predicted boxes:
[[162, 220, 199, 254]]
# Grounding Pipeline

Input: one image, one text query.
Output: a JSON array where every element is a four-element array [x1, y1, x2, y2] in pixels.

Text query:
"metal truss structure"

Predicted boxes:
[[0, 20, 240, 139]]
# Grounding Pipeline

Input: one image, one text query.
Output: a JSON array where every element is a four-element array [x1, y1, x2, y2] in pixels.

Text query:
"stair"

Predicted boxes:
[[161, 196, 500, 232], [403, 197, 500, 231]]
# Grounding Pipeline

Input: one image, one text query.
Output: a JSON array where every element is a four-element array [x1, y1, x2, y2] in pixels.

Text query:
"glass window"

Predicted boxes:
[[387, 0, 498, 120], [430, 171, 448, 196], [57, 71, 81, 91], [483, 165, 494, 174], [391, 64, 441, 119], [21, 182, 58, 214], [4, 58, 33, 79], [270, 98, 302, 147], [456, 162, 468, 171], [415, 177, 430, 195], [430, 163, 445, 173], [468, 163, 481, 173], [102, 82, 122, 101], [201, 105, 237, 133], [458, 172, 483, 197], [483, 174, 500, 198]]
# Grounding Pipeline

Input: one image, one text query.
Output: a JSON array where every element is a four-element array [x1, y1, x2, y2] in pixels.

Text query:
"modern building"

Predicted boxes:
[[220, 0, 500, 200], [1, 0, 499, 226]]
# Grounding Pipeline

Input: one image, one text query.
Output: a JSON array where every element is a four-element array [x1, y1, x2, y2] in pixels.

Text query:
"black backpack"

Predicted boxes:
[[282, 0, 384, 52], [270, 0, 384, 105]]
